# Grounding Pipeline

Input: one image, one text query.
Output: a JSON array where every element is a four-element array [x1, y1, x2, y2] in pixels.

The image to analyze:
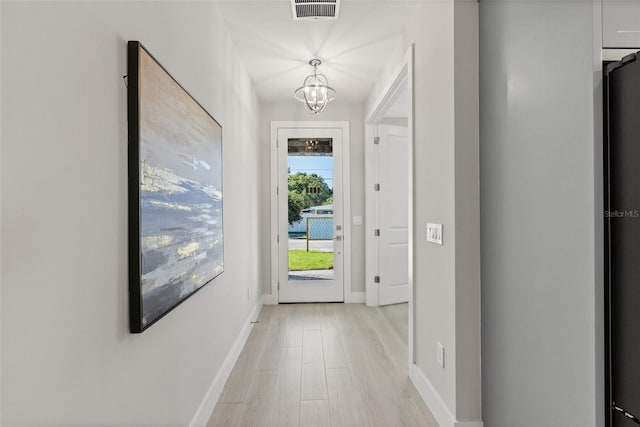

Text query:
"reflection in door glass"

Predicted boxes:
[[287, 138, 334, 281]]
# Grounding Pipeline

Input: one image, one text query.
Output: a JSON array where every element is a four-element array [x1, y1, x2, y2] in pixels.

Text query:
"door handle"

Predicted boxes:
[[334, 235, 342, 241]]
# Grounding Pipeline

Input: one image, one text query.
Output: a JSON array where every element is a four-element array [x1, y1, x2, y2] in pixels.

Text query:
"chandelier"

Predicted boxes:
[[294, 59, 336, 114]]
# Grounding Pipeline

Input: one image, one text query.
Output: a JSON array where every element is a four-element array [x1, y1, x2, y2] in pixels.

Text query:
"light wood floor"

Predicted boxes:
[[207, 303, 438, 427]]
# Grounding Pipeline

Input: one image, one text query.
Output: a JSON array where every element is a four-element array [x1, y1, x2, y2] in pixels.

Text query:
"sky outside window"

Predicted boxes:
[[288, 156, 333, 190]]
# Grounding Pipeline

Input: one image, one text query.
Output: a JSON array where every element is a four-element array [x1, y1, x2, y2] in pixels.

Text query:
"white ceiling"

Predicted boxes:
[[215, 1, 419, 105]]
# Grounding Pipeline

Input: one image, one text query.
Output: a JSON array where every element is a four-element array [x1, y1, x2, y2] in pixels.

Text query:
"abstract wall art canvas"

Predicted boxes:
[[127, 41, 223, 333]]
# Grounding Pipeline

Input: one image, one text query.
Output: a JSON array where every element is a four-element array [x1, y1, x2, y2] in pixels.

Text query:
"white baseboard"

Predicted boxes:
[[261, 293, 364, 304], [190, 302, 263, 427], [261, 294, 277, 305], [345, 292, 366, 303], [409, 364, 483, 427], [456, 420, 483, 426]]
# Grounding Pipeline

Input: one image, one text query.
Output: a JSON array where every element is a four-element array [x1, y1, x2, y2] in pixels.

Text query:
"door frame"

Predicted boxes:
[[268, 121, 351, 304], [365, 46, 414, 362]]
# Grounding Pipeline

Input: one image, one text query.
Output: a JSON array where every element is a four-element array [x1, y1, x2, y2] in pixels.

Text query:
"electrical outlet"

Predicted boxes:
[[437, 342, 445, 368]]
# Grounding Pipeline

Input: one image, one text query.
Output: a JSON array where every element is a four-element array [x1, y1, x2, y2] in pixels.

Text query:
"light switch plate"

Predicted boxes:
[[353, 215, 363, 226], [427, 223, 443, 245], [437, 342, 445, 368]]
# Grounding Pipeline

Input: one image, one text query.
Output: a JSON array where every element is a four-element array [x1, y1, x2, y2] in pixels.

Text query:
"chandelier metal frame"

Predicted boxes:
[[294, 59, 336, 114]]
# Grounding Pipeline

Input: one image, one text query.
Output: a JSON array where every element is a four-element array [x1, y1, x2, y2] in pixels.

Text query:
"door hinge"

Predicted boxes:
[[374, 136, 380, 145], [374, 276, 380, 284], [278, 282, 280, 290], [276, 186, 279, 195], [374, 229, 380, 237], [374, 183, 380, 191], [277, 234, 279, 243]]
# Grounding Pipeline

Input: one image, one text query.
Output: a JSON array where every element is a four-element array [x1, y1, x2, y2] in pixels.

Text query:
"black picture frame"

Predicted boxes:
[[127, 41, 224, 333]]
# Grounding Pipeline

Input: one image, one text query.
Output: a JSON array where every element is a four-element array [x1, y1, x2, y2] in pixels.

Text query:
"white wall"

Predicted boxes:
[[1, 2, 262, 425], [453, 2, 481, 420], [479, 1, 602, 426], [367, 1, 481, 424], [259, 102, 366, 297], [0, 2, 3, 421]]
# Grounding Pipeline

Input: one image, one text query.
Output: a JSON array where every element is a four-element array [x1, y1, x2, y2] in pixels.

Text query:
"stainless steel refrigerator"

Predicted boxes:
[[605, 51, 640, 427]]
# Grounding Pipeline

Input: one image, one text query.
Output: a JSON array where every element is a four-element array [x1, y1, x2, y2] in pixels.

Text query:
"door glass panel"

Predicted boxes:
[[287, 138, 334, 281]]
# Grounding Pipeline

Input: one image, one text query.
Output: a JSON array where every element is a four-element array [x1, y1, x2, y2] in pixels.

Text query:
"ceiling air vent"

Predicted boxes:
[[291, 0, 340, 20]]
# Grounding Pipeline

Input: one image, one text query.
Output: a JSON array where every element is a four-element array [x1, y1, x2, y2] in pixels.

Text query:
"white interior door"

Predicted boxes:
[[376, 124, 409, 306], [278, 127, 344, 302]]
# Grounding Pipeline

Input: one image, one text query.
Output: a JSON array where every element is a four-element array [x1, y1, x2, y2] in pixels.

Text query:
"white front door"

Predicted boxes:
[[277, 127, 344, 302], [376, 124, 409, 306]]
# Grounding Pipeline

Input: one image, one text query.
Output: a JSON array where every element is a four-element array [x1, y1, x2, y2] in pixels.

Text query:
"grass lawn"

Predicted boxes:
[[288, 250, 334, 271]]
